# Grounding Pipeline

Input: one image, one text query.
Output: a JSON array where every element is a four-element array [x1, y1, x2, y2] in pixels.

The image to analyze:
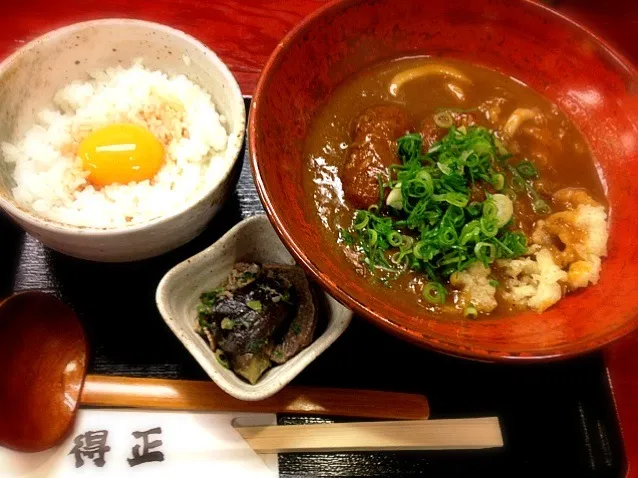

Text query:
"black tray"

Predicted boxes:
[[0, 99, 625, 477]]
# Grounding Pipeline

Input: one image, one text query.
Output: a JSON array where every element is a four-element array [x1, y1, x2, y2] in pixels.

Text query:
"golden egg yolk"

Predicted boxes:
[[78, 123, 164, 188]]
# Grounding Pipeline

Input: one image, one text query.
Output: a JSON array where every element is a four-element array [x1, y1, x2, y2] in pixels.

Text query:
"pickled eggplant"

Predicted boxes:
[[196, 262, 318, 384]]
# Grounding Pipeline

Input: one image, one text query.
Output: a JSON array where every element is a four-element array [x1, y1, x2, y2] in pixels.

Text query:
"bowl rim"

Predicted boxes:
[[249, 0, 638, 362], [0, 18, 246, 236], [155, 214, 353, 400]]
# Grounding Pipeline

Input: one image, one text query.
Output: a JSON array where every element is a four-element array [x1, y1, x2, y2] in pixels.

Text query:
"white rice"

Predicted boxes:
[[1, 59, 230, 228]]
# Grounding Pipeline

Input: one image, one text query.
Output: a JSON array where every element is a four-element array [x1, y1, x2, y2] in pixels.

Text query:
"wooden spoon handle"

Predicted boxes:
[[80, 375, 430, 420], [236, 418, 503, 453]]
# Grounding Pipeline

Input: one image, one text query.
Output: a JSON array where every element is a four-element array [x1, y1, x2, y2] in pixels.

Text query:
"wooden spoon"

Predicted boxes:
[[0, 291, 429, 453]]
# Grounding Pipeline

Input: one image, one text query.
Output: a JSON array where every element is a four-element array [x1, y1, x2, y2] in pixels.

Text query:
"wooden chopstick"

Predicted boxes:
[[81, 375, 430, 420], [236, 417, 503, 453]]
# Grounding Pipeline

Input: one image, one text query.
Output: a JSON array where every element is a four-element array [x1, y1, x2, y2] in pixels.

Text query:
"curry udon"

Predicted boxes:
[[303, 57, 608, 319]]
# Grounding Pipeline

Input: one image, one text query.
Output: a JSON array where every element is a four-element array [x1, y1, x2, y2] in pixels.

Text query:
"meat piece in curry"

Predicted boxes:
[[341, 105, 412, 208]]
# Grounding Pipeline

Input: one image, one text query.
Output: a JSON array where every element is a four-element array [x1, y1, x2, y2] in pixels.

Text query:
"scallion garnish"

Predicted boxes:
[[423, 281, 447, 304], [491, 173, 505, 190], [516, 160, 538, 179], [433, 111, 454, 129], [345, 124, 544, 300], [464, 305, 478, 318], [387, 231, 403, 247]]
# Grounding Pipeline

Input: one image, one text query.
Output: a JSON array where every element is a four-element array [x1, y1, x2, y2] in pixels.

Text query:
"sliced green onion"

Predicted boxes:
[[406, 178, 432, 198], [532, 199, 551, 215], [492, 193, 514, 227], [444, 192, 469, 207], [390, 251, 409, 266], [439, 252, 463, 265], [504, 188, 517, 201], [410, 175, 434, 198], [387, 231, 403, 247], [221, 318, 234, 330], [474, 242, 496, 264], [495, 231, 528, 258], [471, 138, 492, 155], [424, 208, 443, 225], [466, 201, 482, 217], [460, 220, 481, 245], [407, 198, 429, 223], [386, 187, 403, 210], [443, 205, 465, 228], [482, 199, 498, 220], [480, 217, 499, 237], [397, 133, 423, 162], [438, 227, 458, 247], [437, 162, 452, 175], [431, 194, 445, 203], [433, 111, 454, 129], [464, 305, 478, 318], [412, 241, 428, 260], [416, 169, 433, 182], [465, 152, 481, 169], [492, 236, 513, 257], [511, 175, 526, 193], [423, 281, 447, 304], [491, 173, 505, 191], [516, 160, 538, 179], [401, 235, 414, 250], [353, 211, 369, 230], [365, 229, 378, 247]]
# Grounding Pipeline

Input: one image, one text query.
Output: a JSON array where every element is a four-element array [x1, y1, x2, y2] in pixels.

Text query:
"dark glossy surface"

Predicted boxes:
[[0, 100, 626, 477]]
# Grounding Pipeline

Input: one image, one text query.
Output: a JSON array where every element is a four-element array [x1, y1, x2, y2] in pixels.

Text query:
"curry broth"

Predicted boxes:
[[302, 57, 606, 318]]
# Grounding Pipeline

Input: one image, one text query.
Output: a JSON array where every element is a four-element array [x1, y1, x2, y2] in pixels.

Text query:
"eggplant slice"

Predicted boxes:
[[196, 262, 318, 384], [263, 264, 318, 364]]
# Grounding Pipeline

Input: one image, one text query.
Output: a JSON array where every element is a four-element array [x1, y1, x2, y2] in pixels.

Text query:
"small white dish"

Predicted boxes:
[[156, 214, 353, 401], [0, 19, 245, 262]]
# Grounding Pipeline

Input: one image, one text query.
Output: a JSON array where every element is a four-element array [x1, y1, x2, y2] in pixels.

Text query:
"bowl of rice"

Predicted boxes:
[[0, 19, 245, 261]]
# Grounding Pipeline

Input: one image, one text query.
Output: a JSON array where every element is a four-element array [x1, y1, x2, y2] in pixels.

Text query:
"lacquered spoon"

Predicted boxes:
[[0, 291, 430, 453]]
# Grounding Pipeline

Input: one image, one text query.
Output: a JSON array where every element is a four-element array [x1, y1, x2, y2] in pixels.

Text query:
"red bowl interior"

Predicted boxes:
[[250, 0, 638, 360]]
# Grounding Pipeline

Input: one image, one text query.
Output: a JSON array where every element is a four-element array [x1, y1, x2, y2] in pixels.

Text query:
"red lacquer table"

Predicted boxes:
[[2, 1, 637, 475]]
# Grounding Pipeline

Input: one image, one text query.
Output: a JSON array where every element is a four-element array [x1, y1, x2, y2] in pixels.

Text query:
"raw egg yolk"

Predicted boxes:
[[78, 123, 164, 188]]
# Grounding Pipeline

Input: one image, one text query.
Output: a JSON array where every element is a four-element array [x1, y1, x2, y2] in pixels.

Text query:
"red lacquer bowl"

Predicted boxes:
[[249, 0, 638, 361]]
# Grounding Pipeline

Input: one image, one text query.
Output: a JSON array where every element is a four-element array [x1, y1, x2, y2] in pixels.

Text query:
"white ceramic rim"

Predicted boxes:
[[0, 18, 246, 236], [155, 214, 353, 401]]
